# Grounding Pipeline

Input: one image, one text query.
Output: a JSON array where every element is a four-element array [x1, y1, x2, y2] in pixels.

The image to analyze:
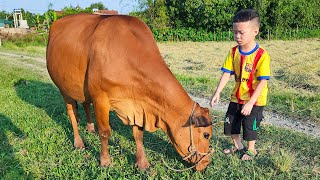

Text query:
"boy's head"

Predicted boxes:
[[233, 9, 260, 28], [232, 9, 260, 49]]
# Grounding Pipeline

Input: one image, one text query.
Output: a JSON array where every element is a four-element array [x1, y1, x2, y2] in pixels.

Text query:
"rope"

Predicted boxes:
[[160, 101, 214, 172], [161, 149, 214, 172]]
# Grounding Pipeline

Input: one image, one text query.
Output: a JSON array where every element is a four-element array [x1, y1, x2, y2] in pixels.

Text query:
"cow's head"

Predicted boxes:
[[169, 102, 213, 171]]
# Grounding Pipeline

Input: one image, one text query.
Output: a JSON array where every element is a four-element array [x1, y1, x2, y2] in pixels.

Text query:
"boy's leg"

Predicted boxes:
[[247, 140, 257, 153], [223, 102, 244, 153], [241, 140, 257, 160], [231, 134, 244, 150], [241, 106, 264, 160]]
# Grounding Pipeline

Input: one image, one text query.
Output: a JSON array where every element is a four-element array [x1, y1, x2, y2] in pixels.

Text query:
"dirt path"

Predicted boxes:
[[1, 50, 319, 138], [190, 94, 320, 138]]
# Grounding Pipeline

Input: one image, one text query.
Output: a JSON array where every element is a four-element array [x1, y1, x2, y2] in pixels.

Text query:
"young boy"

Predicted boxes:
[[210, 9, 270, 160]]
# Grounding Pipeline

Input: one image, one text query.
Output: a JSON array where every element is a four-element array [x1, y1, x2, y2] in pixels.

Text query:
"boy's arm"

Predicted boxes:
[[210, 72, 231, 107], [241, 79, 267, 116]]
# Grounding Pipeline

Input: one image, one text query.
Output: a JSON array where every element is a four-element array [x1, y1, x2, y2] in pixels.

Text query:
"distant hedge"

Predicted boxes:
[[132, 0, 320, 41], [152, 28, 320, 42]]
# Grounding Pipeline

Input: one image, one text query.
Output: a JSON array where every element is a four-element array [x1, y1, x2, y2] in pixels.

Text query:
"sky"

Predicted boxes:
[[0, 0, 138, 15]]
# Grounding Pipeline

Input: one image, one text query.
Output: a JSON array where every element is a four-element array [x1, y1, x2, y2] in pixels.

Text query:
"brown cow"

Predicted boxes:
[[46, 13, 213, 171]]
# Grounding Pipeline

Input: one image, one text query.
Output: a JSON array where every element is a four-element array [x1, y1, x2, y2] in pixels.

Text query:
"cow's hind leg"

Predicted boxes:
[[82, 102, 95, 133], [93, 97, 112, 166], [133, 125, 150, 170], [63, 97, 85, 149]]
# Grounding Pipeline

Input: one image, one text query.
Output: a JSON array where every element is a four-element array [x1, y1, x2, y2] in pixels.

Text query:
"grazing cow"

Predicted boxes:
[[46, 13, 213, 171]]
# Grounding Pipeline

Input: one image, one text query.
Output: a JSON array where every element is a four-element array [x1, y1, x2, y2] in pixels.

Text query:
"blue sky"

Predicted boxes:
[[0, 0, 138, 14]]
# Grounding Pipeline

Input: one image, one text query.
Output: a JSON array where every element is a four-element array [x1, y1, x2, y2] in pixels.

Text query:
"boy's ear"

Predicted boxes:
[[253, 27, 259, 36], [255, 29, 259, 36]]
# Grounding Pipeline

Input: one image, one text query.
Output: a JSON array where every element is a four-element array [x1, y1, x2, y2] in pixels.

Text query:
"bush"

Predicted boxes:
[[2, 33, 48, 47]]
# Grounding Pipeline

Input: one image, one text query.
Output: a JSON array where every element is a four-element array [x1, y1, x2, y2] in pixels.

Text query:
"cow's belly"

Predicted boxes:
[[109, 98, 161, 132]]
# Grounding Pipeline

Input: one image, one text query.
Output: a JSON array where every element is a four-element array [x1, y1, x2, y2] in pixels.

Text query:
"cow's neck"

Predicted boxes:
[[143, 63, 194, 132]]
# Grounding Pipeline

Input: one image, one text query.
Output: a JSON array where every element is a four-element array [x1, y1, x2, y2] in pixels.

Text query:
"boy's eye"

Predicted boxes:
[[233, 31, 245, 35]]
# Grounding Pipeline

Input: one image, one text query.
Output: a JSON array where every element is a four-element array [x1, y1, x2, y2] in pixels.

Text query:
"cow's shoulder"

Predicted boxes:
[[49, 14, 105, 38]]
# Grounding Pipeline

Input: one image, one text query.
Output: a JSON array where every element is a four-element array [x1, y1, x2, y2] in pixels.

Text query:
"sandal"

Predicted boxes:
[[223, 147, 246, 155], [241, 149, 257, 160]]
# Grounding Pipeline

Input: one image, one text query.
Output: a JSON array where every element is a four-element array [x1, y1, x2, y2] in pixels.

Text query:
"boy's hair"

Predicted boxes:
[[233, 9, 260, 27]]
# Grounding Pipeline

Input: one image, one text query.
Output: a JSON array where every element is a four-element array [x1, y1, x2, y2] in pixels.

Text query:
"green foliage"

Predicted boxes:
[[88, 2, 107, 10], [0, 10, 9, 19], [165, 0, 236, 32], [133, 0, 320, 41], [152, 27, 233, 42], [57, 5, 92, 18], [131, 0, 170, 33], [152, 27, 320, 42], [33, 14, 41, 29]]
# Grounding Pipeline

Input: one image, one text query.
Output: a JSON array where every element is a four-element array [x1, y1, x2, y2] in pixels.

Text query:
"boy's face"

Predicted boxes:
[[233, 20, 259, 48]]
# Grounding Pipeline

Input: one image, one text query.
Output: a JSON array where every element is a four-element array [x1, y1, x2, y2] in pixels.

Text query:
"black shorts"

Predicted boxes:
[[224, 102, 264, 141]]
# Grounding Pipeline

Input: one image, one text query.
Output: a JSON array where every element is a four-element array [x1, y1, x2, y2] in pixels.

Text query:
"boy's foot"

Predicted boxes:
[[223, 147, 245, 155], [241, 149, 257, 160]]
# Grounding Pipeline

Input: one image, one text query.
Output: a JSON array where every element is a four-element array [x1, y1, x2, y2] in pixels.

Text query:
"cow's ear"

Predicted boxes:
[[192, 116, 212, 127]]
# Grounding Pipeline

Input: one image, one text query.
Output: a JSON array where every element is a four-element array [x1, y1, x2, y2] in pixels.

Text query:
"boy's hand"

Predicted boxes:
[[241, 102, 254, 116], [210, 93, 220, 107]]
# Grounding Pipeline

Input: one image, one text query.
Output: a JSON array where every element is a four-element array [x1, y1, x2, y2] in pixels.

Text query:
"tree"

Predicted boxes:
[[132, 0, 169, 32], [88, 2, 107, 10], [166, 0, 237, 32], [0, 11, 10, 19]]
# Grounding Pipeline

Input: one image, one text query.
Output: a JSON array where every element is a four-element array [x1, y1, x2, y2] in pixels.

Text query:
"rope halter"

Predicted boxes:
[[182, 101, 214, 162], [162, 101, 214, 172]]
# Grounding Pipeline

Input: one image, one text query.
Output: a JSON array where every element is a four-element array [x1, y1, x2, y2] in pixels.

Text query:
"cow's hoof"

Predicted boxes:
[[135, 161, 151, 171], [86, 123, 95, 133], [100, 158, 111, 167], [74, 139, 85, 149]]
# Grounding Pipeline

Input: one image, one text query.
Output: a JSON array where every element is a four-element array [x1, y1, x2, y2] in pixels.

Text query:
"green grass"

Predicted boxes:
[[0, 43, 320, 179]]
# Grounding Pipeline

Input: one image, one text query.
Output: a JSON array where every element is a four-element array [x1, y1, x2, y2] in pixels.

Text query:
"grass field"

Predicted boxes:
[[158, 39, 320, 122], [0, 39, 319, 179]]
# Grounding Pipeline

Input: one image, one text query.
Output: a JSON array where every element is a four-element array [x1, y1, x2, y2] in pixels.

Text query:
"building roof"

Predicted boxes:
[[93, 9, 118, 15], [0, 19, 13, 24]]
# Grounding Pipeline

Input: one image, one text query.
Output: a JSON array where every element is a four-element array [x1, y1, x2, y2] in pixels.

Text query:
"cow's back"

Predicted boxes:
[[46, 14, 105, 102], [85, 15, 189, 131], [47, 14, 189, 131]]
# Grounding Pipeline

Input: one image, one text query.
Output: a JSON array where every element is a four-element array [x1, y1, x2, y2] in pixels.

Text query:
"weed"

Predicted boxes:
[[271, 148, 296, 173]]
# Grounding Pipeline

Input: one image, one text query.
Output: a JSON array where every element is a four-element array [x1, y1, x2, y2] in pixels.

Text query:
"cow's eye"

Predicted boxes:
[[204, 132, 210, 139]]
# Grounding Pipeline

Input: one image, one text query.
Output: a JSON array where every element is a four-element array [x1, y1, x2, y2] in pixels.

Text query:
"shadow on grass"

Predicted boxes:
[[0, 113, 32, 178], [14, 79, 187, 169]]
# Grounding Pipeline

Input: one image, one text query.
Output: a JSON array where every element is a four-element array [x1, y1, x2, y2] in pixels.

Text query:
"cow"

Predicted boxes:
[[46, 13, 213, 171]]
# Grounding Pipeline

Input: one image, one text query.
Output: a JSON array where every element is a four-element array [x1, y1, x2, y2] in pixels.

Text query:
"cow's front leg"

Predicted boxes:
[[94, 98, 111, 166], [132, 125, 150, 170]]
